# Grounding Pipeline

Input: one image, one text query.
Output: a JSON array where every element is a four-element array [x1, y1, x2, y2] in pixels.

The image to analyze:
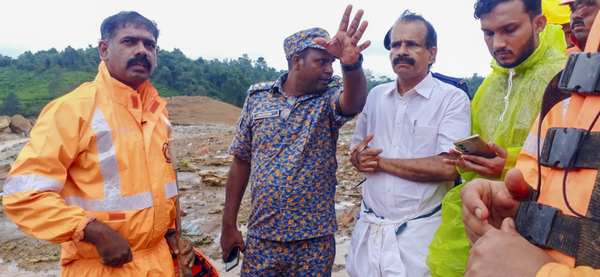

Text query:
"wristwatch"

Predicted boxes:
[[341, 53, 363, 72]]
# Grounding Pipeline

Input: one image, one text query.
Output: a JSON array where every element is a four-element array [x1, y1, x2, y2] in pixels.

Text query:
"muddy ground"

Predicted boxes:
[[0, 96, 365, 276]]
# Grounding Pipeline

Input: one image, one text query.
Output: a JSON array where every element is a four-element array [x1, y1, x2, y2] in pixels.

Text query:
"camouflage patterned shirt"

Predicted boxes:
[[229, 73, 354, 241]]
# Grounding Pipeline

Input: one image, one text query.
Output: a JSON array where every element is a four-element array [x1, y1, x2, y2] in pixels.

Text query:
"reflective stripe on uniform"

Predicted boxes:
[[3, 108, 175, 212], [522, 133, 544, 155], [522, 98, 570, 156], [164, 181, 177, 199], [161, 114, 172, 135], [63, 108, 155, 211], [3, 174, 64, 195], [91, 108, 122, 200], [62, 192, 154, 211]]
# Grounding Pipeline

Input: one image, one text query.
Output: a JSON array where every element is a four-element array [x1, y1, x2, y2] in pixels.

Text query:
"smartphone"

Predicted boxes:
[[453, 134, 497, 158], [225, 245, 240, 272]]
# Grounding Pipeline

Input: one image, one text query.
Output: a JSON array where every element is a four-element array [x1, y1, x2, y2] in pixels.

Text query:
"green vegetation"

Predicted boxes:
[[0, 45, 483, 117], [0, 46, 287, 117], [463, 73, 485, 99]]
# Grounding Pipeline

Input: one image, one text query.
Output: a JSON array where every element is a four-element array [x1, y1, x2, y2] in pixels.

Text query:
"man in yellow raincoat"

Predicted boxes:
[[427, 0, 567, 276], [2, 11, 194, 276], [461, 9, 600, 276]]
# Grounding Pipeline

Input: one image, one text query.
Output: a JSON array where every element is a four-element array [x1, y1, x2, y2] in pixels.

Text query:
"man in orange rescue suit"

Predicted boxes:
[[460, 10, 600, 276], [2, 11, 194, 276]]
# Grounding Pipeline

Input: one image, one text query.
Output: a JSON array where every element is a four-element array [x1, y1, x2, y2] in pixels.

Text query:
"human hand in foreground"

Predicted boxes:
[[461, 168, 533, 245], [444, 141, 507, 179], [83, 220, 133, 267], [166, 230, 195, 268], [314, 4, 371, 66], [220, 225, 246, 262], [349, 134, 383, 173], [465, 217, 554, 277]]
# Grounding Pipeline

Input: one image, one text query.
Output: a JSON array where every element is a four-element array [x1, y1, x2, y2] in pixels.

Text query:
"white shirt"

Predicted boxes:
[[351, 72, 471, 221]]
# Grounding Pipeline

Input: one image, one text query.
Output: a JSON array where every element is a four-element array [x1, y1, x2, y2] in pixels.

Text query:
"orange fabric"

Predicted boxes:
[[538, 263, 600, 277], [584, 12, 600, 52], [565, 46, 581, 56], [2, 61, 177, 276], [61, 239, 175, 277], [516, 12, 600, 276]]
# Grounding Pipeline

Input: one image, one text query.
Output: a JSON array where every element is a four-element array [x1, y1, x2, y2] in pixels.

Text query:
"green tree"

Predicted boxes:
[[463, 73, 485, 99], [1, 91, 21, 116], [47, 65, 63, 99]]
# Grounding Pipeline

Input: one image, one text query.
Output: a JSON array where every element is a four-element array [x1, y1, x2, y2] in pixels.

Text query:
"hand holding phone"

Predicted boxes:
[[225, 245, 240, 272], [453, 134, 497, 159]]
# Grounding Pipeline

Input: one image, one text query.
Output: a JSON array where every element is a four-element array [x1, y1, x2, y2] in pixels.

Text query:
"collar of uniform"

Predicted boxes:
[[386, 71, 434, 100], [270, 73, 286, 96], [273, 72, 326, 101], [96, 61, 159, 109]]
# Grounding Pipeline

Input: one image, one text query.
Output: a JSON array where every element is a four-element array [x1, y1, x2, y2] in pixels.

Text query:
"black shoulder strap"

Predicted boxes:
[[431, 72, 471, 99], [538, 70, 572, 125], [536, 70, 572, 194]]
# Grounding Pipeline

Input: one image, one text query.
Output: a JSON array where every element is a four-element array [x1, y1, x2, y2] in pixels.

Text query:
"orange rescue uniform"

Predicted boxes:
[[516, 11, 600, 277], [2, 61, 178, 276]]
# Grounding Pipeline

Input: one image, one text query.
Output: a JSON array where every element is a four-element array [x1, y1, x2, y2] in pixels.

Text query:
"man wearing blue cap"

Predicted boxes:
[[220, 5, 370, 276]]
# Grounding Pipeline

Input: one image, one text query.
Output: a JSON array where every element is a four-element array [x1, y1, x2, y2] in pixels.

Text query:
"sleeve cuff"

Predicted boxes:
[[71, 215, 96, 242], [332, 90, 358, 123]]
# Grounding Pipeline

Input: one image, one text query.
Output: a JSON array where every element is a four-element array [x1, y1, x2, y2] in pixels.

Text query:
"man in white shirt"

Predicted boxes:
[[345, 10, 471, 277]]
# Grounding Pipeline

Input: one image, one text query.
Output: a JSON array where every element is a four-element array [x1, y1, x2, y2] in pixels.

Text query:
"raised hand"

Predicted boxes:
[[314, 5, 371, 65]]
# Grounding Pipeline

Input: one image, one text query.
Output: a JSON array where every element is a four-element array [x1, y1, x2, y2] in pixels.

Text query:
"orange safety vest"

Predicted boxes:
[[516, 11, 600, 277], [2, 61, 178, 276]]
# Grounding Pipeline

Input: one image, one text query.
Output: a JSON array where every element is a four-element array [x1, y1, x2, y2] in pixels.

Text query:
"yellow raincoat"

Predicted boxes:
[[426, 24, 567, 277], [542, 0, 571, 25], [2, 61, 178, 276]]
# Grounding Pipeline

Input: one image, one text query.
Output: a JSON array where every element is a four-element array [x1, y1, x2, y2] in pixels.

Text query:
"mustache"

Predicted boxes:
[[571, 19, 585, 29], [126, 55, 152, 69], [493, 49, 513, 56], [393, 55, 415, 66]]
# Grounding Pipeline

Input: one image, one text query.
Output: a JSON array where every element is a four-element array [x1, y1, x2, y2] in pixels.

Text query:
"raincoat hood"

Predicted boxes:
[[467, 23, 566, 181], [490, 24, 567, 75]]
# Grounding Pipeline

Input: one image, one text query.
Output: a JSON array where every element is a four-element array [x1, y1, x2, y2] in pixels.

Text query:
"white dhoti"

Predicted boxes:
[[345, 202, 442, 277]]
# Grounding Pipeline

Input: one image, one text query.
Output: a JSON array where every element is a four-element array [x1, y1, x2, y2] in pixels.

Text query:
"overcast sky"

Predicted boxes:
[[1, 0, 497, 79]]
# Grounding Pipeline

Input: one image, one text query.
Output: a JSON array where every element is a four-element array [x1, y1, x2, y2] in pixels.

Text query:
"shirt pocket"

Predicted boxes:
[[411, 125, 438, 158]]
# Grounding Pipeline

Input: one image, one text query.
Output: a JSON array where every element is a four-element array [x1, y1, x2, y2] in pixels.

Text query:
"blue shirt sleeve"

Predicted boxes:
[[228, 97, 253, 162]]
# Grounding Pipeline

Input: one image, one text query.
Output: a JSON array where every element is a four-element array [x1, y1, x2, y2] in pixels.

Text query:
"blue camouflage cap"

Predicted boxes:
[[283, 27, 329, 60]]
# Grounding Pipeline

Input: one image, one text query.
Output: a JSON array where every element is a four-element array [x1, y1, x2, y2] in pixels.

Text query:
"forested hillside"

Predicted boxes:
[[0, 46, 482, 117]]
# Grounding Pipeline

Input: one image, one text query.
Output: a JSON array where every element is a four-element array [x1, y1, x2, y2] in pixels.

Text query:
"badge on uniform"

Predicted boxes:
[[253, 109, 279, 120]]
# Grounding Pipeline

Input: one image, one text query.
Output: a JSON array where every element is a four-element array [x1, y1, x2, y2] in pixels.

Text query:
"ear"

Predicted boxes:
[[428, 46, 437, 65], [532, 14, 547, 35], [291, 55, 304, 71], [98, 40, 109, 61]]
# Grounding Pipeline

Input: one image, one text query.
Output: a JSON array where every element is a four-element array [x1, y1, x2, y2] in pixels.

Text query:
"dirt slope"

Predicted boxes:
[[165, 96, 242, 126]]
